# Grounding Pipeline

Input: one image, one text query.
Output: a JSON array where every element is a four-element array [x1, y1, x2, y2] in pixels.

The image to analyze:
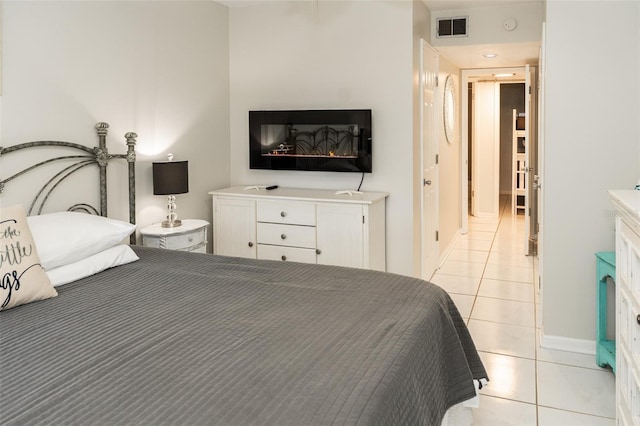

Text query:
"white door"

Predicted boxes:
[[524, 65, 538, 255], [213, 197, 257, 258], [316, 203, 364, 268], [420, 39, 439, 279], [536, 23, 546, 328], [472, 82, 500, 218]]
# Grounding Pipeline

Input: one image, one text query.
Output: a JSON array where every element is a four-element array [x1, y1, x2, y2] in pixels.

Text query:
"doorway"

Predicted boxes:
[[461, 67, 538, 255]]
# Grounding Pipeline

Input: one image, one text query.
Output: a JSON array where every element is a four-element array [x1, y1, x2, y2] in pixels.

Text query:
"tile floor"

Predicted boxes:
[[430, 196, 616, 426]]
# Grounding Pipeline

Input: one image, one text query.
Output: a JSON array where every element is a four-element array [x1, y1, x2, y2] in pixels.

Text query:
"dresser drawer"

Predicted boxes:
[[257, 222, 315, 248], [143, 227, 206, 250], [183, 242, 207, 254], [257, 200, 315, 226], [257, 244, 317, 264]]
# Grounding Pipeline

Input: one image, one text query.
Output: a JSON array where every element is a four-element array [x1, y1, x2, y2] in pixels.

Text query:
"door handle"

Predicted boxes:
[[423, 179, 432, 186], [533, 175, 541, 190]]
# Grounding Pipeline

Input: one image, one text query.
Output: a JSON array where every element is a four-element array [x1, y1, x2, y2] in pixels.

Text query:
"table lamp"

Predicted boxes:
[[153, 154, 189, 228]]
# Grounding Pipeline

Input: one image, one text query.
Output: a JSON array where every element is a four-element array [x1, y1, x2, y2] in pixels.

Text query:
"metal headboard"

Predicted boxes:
[[0, 122, 137, 244]]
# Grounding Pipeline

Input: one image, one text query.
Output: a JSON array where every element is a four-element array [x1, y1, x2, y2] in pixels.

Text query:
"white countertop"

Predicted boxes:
[[609, 190, 640, 221], [208, 186, 389, 204]]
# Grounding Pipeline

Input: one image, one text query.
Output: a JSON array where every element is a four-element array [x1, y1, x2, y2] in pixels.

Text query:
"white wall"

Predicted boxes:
[[0, 1, 230, 248], [473, 81, 500, 218], [542, 0, 640, 345], [437, 55, 461, 258], [228, 1, 417, 275]]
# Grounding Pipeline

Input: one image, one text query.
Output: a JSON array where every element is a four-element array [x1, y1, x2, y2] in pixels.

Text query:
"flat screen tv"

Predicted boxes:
[[249, 109, 372, 173]]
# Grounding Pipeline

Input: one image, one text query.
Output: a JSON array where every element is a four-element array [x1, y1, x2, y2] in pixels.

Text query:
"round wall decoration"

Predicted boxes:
[[443, 74, 457, 145]]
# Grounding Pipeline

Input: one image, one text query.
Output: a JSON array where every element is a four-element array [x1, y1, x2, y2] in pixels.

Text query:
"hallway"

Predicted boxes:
[[430, 196, 616, 425]]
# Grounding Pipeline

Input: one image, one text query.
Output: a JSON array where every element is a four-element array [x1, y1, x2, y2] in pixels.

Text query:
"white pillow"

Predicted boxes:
[[27, 212, 137, 270], [46, 244, 139, 287]]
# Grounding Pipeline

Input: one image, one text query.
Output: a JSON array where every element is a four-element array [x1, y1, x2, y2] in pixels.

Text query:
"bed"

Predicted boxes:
[[0, 122, 487, 425]]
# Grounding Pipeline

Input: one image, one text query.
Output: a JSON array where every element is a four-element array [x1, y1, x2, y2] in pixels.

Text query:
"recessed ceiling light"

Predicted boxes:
[[493, 73, 515, 77], [483, 53, 497, 59]]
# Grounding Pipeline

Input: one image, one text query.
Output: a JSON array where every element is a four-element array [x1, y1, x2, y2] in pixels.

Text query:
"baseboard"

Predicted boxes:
[[539, 329, 596, 355], [438, 228, 462, 269], [471, 212, 500, 219]]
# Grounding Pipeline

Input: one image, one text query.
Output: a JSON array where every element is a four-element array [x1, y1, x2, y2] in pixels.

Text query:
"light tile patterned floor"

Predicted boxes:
[[430, 197, 616, 426]]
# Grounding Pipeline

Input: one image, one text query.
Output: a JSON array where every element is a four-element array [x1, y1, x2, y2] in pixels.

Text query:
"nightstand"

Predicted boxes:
[[140, 219, 209, 253]]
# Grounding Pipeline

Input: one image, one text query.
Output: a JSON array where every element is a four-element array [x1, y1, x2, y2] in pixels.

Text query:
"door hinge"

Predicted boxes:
[[436, 230, 439, 242], [538, 276, 541, 290], [435, 154, 439, 165], [436, 76, 439, 87]]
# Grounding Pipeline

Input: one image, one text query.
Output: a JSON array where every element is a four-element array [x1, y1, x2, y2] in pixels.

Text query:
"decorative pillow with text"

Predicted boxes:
[[1, 205, 57, 311]]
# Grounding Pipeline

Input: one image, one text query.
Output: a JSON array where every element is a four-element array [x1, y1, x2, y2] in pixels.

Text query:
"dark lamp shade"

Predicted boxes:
[[153, 161, 189, 195]]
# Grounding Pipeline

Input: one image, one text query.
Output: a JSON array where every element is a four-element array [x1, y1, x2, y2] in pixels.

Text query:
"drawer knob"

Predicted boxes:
[[316, 249, 321, 255], [281, 255, 287, 261], [248, 242, 254, 247], [188, 237, 194, 242], [281, 234, 287, 240], [281, 211, 287, 217]]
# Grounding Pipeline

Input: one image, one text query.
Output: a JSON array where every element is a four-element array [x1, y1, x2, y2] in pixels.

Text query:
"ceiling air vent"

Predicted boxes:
[[436, 16, 468, 38]]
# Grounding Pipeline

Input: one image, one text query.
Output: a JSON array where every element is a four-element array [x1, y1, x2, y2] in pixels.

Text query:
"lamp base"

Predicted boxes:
[[161, 219, 182, 228]]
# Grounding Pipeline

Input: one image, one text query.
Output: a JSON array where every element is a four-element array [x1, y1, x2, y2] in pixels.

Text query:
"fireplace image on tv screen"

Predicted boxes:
[[249, 110, 372, 173]]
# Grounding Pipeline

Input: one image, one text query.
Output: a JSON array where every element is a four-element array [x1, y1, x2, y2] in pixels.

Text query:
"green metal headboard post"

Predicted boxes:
[[95, 122, 109, 217], [95, 122, 138, 244], [125, 132, 137, 244]]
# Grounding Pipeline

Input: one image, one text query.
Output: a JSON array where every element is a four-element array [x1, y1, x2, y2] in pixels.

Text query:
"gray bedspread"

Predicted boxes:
[[1, 247, 487, 425]]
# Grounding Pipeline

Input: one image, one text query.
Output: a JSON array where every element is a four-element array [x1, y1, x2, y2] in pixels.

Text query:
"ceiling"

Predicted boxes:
[[421, 0, 542, 70], [422, 0, 539, 12], [435, 42, 540, 69]]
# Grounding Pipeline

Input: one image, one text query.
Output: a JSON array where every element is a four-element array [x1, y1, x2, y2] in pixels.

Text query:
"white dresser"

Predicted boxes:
[[609, 190, 640, 426], [209, 186, 388, 271], [140, 219, 209, 253]]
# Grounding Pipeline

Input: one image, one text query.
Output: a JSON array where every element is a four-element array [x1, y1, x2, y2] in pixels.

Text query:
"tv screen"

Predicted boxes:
[[249, 109, 372, 173]]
